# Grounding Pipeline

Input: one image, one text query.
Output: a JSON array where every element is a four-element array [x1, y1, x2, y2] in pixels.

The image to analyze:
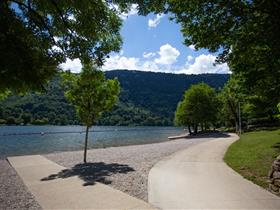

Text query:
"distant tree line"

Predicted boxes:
[[175, 78, 280, 135], [0, 71, 229, 126]]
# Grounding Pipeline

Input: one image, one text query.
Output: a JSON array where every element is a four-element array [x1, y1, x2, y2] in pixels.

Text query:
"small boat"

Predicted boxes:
[[168, 134, 189, 140]]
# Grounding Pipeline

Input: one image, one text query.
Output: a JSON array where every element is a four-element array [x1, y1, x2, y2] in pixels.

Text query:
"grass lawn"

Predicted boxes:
[[224, 129, 280, 189]]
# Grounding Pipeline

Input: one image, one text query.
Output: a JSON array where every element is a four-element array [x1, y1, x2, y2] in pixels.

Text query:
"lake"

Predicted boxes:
[[0, 126, 185, 158]]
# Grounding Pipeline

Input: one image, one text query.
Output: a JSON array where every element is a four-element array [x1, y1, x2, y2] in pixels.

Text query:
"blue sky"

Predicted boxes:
[[61, 7, 229, 74]]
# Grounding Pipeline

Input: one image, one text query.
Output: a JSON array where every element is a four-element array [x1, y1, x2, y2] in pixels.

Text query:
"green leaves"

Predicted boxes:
[[175, 83, 219, 129], [63, 64, 120, 126], [123, 0, 280, 120], [1, 0, 122, 93]]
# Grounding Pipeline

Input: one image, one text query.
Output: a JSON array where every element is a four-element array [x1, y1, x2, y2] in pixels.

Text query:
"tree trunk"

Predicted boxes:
[[187, 125, 192, 135], [84, 125, 89, 163], [194, 124, 198, 135]]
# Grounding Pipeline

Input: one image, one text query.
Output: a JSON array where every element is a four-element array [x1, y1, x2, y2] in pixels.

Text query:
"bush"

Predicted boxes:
[[32, 118, 48, 125], [6, 117, 16, 125], [0, 119, 6, 124]]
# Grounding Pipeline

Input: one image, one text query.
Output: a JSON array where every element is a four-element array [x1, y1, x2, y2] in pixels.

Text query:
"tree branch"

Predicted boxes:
[[11, 0, 55, 42], [49, 0, 75, 34], [10, 0, 65, 52]]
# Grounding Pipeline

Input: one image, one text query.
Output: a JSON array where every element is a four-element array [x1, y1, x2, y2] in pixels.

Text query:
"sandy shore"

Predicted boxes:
[[0, 136, 212, 209]]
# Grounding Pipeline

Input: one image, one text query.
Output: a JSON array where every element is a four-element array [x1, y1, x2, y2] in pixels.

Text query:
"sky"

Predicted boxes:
[[61, 6, 230, 75]]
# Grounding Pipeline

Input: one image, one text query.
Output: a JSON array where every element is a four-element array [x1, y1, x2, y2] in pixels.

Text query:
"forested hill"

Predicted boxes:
[[0, 70, 229, 126]]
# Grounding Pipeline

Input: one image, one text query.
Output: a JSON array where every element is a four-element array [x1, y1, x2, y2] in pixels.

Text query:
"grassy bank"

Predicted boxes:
[[224, 129, 280, 189]]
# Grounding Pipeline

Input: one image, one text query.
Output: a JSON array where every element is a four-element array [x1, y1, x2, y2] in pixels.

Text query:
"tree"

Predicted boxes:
[[276, 103, 280, 120], [120, 0, 280, 118], [0, 0, 123, 93], [63, 64, 120, 163], [175, 83, 219, 135], [174, 100, 192, 134], [219, 75, 280, 131], [219, 76, 245, 131]]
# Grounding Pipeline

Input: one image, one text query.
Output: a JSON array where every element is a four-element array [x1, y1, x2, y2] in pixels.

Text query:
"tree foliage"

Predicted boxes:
[[218, 76, 245, 129], [120, 0, 280, 118], [219, 74, 280, 130], [63, 64, 120, 162], [275, 103, 280, 120], [0, 71, 229, 126], [175, 83, 219, 134], [0, 0, 122, 93]]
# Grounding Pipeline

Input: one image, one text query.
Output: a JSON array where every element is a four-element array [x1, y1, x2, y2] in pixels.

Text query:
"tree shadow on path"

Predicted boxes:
[[185, 131, 231, 139], [41, 162, 135, 186]]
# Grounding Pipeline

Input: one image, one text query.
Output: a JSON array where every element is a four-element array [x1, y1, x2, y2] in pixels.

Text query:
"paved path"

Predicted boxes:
[[148, 133, 280, 209], [8, 155, 155, 209]]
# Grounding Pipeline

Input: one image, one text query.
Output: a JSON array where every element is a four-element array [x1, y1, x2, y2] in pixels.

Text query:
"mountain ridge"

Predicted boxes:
[[0, 70, 230, 126]]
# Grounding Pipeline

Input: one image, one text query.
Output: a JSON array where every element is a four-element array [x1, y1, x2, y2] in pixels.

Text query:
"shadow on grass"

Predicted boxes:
[[41, 162, 135, 186], [272, 142, 280, 152]]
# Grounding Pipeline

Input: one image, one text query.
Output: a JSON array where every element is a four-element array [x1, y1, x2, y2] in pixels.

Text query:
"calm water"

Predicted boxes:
[[0, 126, 184, 158]]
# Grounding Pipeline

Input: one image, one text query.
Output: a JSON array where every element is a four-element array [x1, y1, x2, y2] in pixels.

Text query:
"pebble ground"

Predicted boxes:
[[0, 136, 210, 209]]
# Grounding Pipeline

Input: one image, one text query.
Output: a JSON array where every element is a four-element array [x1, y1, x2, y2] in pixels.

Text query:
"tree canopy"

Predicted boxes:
[[120, 0, 280, 116], [175, 83, 219, 134], [63, 65, 120, 127], [0, 0, 123, 93], [63, 63, 120, 162], [218, 76, 246, 129]]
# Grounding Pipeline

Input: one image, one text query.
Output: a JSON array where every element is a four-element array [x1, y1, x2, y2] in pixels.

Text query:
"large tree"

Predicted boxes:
[[175, 83, 219, 135], [120, 0, 280, 117], [0, 0, 123, 93], [63, 63, 120, 163]]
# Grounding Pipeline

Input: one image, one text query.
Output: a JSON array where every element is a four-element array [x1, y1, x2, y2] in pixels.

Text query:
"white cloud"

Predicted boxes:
[[155, 44, 180, 65], [103, 55, 162, 72], [103, 44, 179, 72], [103, 53, 230, 74], [187, 55, 194, 62], [59, 53, 229, 75], [189, 45, 196, 50], [143, 52, 156, 58], [60, 58, 82, 73], [179, 54, 230, 74], [148, 14, 164, 28], [67, 14, 76, 21], [118, 4, 138, 20], [142, 60, 160, 72], [51, 45, 63, 53], [103, 55, 139, 70]]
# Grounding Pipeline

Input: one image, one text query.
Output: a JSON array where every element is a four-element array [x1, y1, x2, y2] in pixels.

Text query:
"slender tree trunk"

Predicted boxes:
[[187, 125, 192, 135], [84, 125, 89, 163], [194, 124, 198, 135]]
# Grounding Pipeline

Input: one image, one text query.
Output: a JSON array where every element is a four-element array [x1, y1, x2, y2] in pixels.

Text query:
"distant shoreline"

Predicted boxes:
[[0, 126, 185, 159]]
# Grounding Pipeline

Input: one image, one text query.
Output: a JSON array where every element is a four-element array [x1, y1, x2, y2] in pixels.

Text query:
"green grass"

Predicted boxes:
[[224, 129, 280, 189]]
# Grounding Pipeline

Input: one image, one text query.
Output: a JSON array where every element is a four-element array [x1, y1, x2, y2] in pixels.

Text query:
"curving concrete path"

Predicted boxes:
[[148, 133, 280, 209], [8, 155, 155, 209]]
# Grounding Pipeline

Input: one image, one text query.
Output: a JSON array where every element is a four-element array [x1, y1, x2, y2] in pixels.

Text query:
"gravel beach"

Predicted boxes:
[[0, 136, 212, 209], [0, 160, 42, 210], [45, 137, 209, 201]]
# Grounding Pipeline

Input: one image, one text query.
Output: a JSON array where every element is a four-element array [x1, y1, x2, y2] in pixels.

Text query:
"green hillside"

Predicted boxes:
[[0, 70, 229, 126]]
